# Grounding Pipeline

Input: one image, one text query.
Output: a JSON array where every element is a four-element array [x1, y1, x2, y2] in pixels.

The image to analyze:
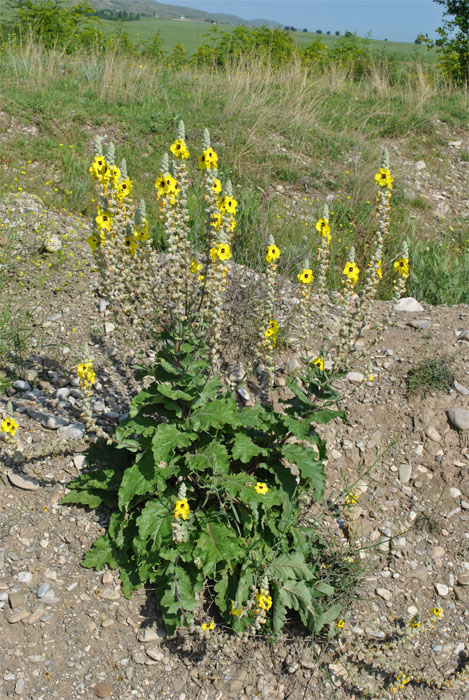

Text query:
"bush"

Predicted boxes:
[[192, 25, 296, 67]]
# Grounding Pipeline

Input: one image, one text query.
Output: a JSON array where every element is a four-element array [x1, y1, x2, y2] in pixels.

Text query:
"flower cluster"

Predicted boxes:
[[170, 138, 190, 160], [77, 359, 95, 391], [198, 147, 218, 171], [1, 416, 18, 437], [174, 498, 190, 520]]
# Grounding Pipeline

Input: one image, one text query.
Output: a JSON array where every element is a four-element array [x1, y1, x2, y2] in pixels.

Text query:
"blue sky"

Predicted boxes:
[[161, 1, 446, 43]]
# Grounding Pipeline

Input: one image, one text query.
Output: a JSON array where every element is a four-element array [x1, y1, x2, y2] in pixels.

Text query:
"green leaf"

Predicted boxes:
[[118, 452, 157, 511], [267, 552, 314, 583], [223, 473, 281, 507], [281, 444, 326, 499], [157, 383, 193, 402], [81, 534, 117, 569], [186, 441, 230, 474], [231, 433, 268, 463], [188, 398, 239, 431], [309, 408, 346, 424], [239, 404, 275, 431], [152, 423, 195, 464], [60, 490, 104, 508], [194, 521, 244, 576], [136, 499, 173, 545], [314, 581, 334, 597], [315, 603, 342, 632]]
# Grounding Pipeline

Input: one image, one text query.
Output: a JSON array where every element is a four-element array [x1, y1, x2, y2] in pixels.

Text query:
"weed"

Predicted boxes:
[[406, 355, 455, 396]]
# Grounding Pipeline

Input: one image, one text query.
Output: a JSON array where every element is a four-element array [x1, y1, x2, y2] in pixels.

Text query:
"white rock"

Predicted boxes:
[[73, 455, 87, 470], [434, 583, 449, 596], [449, 487, 461, 499], [57, 423, 85, 440], [137, 628, 159, 643], [395, 297, 424, 312], [424, 425, 441, 442], [15, 572, 33, 583], [43, 235, 62, 252], [13, 380, 31, 392], [447, 407, 469, 431], [347, 371, 364, 383], [8, 472, 39, 491], [415, 160, 426, 170], [55, 387, 70, 400], [376, 588, 392, 601], [104, 322, 115, 335], [399, 464, 412, 484], [454, 380, 469, 396]]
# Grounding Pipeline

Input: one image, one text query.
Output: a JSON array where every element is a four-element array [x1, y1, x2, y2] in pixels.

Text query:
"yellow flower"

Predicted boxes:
[[174, 498, 190, 520], [77, 361, 91, 379], [95, 207, 112, 231], [312, 357, 324, 371], [198, 147, 218, 170], [408, 616, 421, 629], [124, 236, 138, 255], [376, 259, 383, 279], [89, 155, 107, 180], [265, 245, 280, 263], [190, 260, 203, 274], [201, 621, 215, 631], [336, 619, 345, 629], [134, 220, 149, 243], [111, 165, 121, 187], [218, 195, 237, 215], [211, 178, 222, 194], [255, 589, 272, 611], [87, 234, 100, 251], [297, 268, 313, 284], [210, 213, 223, 230], [116, 178, 133, 201], [393, 257, 409, 278], [1, 417, 18, 436], [431, 607, 443, 619], [266, 318, 279, 335], [254, 482, 268, 494], [155, 174, 167, 198], [374, 168, 393, 189], [316, 218, 331, 242], [230, 601, 243, 617], [230, 218, 237, 233], [170, 138, 190, 159], [343, 262, 360, 287], [217, 243, 231, 261]]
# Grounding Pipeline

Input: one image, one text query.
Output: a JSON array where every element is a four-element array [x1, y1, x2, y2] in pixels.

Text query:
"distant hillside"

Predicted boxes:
[[90, 0, 282, 27]]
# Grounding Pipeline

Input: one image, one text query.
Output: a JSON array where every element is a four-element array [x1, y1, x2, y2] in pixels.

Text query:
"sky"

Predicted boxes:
[[160, 1, 446, 43]]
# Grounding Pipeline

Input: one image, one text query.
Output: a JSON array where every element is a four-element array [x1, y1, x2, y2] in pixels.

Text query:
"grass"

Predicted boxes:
[[406, 355, 455, 396], [0, 39, 467, 306]]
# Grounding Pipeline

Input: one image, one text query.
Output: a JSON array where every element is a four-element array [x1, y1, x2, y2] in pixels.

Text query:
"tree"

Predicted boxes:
[[316, 29, 322, 34], [303, 28, 308, 32], [335, 31, 340, 36], [417, 0, 468, 81]]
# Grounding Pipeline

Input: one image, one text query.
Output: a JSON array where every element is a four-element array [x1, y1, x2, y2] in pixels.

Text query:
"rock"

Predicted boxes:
[[12, 380, 31, 392], [98, 298, 109, 313], [399, 464, 412, 484], [434, 583, 449, 596], [448, 487, 461, 499], [104, 322, 115, 335], [8, 472, 40, 491], [7, 610, 29, 624], [395, 297, 424, 312], [9, 593, 25, 609], [15, 572, 32, 584], [457, 574, 469, 586], [424, 425, 441, 442], [454, 380, 469, 396], [26, 408, 69, 429], [432, 546, 445, 560], [415, 160, 426, 170], [410, 567, 428, 582], [376, 588, 392, 601], [43, 235, 62, 252], [447, 407, 469, 431], [237, 387, 251, 402], [73, 455, 87, 470], [137, 628, 159, 643], [145, 647, 164, 662], [99, 587, 120, 601], [458, 330, 469, 342], [407, 319, 431, 330], [55, 387, 70, 400], [347, 371, 364, 383], [40, 589, 58, 605], [227, 363, 246, 384], [36, 582, 51, 598], [57, 423, 85, 440], [15, 677, 25, 695], [102, 571, 113, 585], [93, 681, 113, 698], [461, 501, 469, 510]]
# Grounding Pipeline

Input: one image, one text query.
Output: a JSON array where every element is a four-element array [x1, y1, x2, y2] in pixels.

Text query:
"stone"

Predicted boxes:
[[137, 628, 159, 643], [432, 546, 445, 560], [15, 572, 32, 584], [12, 380, 31, 392], [399, 464, 412, 484], [434, 582, 449, 596], [424, 425, 441, 442], [55, 387, 70, 400], [104, 322, 115, 335], [227, 363, 246, 384], [99, 587, 120, 601], [9, 593, 25, 609], [376, 588, 392, 601], [457, 574, 469, 586], [454, 380, 469, 396], [415, 160, 426, 170], [43, 235, 62, 252], [98, 298, 109, 313], [447, 407, 469, 431], [395, 297, 424, 312], [145, 647, 164, 662], [8, 472, 39, 491], [449, 487, 461, 499], [458, 330, 469, 341], [15, 677, 25, 695], [347, 371, 364, 383], [7, 610, 29, 624], [93, 681, 113, 698], [237, 387, 251, 402], [73, 455, 87, 470], [36, 582, 51, 598], [409, 567, 428, 582], [26, 607, 46, 625], [26, 408, 69, 429], [407, 319, 431, 330], [57, 423, 85, 440]]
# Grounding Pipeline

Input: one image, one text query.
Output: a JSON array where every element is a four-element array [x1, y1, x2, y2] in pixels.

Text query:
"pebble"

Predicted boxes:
[[43, 235, 62, 252], [457, 574, 469, 586], [398, 463, 412, 484], [347, 371, 364, 383], [98, 298, 109, 313], [8, 472, 40, 491], [415, 160, 426, 170], [15, 572, 32, 583], [26, 407, 69, 429], [376, 588, 392, 601], [9, 593, 25, 609], [447, 407, 469, 431], [454, 379, 469, 396], [449, 487, 461, 499], [15, 678, 25, 695], [99, 587, 120, 601], [237, 387, 251, 402], [73, 455, 87, 470], [55, 387, 71, 400], [13, 380, 31, 392], [434, 583, 449, 596], [8, 610, 29, 624], [408, 319, 431, 330], [145, 647, 164, 662], [57, 422, 85, 440], [137, 628, 159, 643], [36, 582, 51, 598], [93, 680, 113, 698], [104, 322, 115, 335], [424, 425, 441, 442], [395, 297, 424, 312]]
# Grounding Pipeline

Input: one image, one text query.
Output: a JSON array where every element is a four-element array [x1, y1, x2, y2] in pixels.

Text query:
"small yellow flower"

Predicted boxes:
[[190, 260, 203, 274], [266, 318, 279, 335], [116, 178, 133, 201], [218, 195, 237, 215], [210, 213, 223, 230], [134, 220, 150, 243], [374, 168, 393, 189], [95, 207, 112, 231], [336, 619, 345, 629], [211, 178, 222, 194], [198, 147, 218, 170], [375, 260, 383, 279], [211, 243, 232, 262], [408, 616, 421, 629], [316, 218, 331, 242], [111, 165, 121, 187], [201, 621, 215, 631], [255, 589, 272, 611], [124, 236, 138, 255], [297, 268, 313, 284], [230, 601, 243, 617], [1, 417, 18, 436], [393, 257, 409, 278], [312, 356, 324, 371], [431, 607, 443, 619], [174, 498, 190, 520], [170, 138, 190, 159], [265, 245, 280, 263], [87, 234, 100, 251], [343, 262, 360, 287], [254, 482, 268, 494]]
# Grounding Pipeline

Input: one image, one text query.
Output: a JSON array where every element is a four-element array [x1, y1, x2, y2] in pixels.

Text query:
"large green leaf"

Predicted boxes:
[[186, 441, 230, 474], [309, 408, 346, 424], [194, 521, 244, 576], [315, 603, 342, 632], [61, 490, 104, 508], [231, 433, 268, 464], [136, 499, 173, 545], [152, 423, 195, 464], [157, 383, 193, 402], [223, 473, 281, 507], [267, 552, 314, 583], [82, 534, 117, 569], [188, 398, 239, 431], [281, 444, 326, 499], [118, 452, 157, 511], [239, 404, 275, 431]]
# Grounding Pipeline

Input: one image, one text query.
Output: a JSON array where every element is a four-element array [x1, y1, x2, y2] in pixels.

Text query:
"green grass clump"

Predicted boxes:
[[406, 356, 455, 396]]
